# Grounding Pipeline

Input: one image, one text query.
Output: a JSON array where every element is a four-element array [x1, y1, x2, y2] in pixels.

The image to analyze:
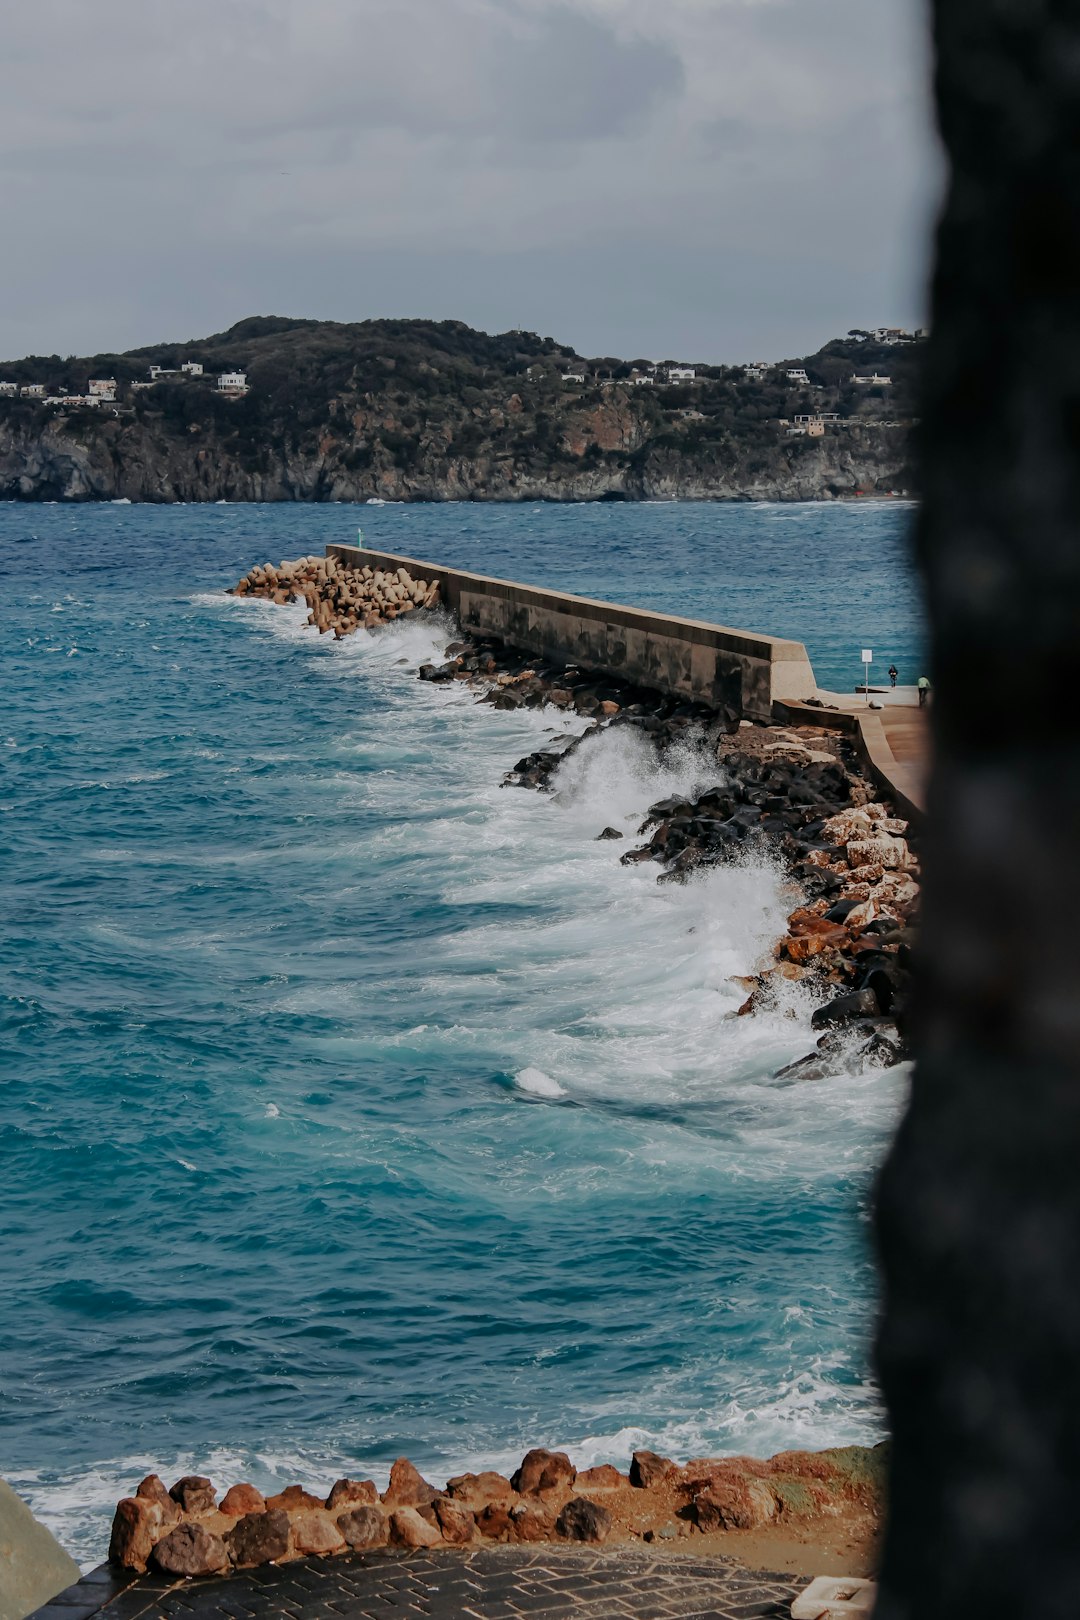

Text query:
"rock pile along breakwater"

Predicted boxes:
[[230, 554, 919, 1073], [108, 1443, 886, 1576]]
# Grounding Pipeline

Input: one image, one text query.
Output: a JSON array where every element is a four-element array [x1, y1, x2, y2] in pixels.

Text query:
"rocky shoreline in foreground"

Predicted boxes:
[[231, 554, 919, 1071]]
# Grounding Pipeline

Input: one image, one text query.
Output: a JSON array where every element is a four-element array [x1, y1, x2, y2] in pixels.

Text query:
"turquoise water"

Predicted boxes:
[[0, 501, 919, 1565]]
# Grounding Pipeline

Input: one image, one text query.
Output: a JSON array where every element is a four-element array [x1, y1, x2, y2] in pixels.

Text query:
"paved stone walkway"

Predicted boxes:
[[32, 1547, 808, 1620]]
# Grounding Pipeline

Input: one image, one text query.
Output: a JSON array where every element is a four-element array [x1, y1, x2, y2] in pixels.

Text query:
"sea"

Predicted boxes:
[[0, 499, 923, 1567]]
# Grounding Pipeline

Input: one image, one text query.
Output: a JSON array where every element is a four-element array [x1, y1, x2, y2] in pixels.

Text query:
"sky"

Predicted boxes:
[[0, 0, 941, 364]]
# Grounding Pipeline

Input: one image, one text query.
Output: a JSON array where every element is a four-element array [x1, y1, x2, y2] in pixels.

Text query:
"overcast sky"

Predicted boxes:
[[0, 0, 940, 363]]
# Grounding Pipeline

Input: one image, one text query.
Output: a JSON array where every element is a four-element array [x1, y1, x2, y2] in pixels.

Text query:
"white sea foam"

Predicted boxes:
[[515, 1067, 568, 1099]]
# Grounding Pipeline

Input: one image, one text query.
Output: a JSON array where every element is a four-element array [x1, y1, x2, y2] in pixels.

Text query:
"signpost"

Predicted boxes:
[[861, 648, 873, 702]]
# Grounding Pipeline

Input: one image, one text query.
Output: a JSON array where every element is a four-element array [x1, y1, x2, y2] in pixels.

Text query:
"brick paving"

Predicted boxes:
[[30, 1547, 808, 1620]]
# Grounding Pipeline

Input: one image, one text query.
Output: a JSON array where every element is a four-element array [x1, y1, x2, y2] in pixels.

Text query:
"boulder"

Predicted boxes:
[[693, 1476, 778, 1531], [389, 1507, 443, 1549], [169, 1475, 216, 1515], [326, 1478, 379, 1510], [811, 989, 881, 1030], [511, 1449, 577, 1496], [290, 1509, 346, 1556], [630, 1450, 678, 1489], [596, 827, 624, 841], [575, 1465, 627, 1490], [509, 1502, 557, 1542], [444, 1471, 515, 1512], [337, 1505, 389, 1549], [220, 1483, 266, 1518], [556, 1497, 612, 1544], [476, 1503, 514, 1540], [382, 1458, 439, 1508], [433, 1498, 476, 1544], [109, 1496, 163, 1573], [265, 1484, 325, 1512], [152, 1523, 231, 1578], [227, 1508, 291, 1568], [135, 1475, 176, 1513]]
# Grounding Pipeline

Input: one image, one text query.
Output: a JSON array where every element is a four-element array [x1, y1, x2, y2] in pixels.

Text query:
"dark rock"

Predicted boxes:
[[169, 1475, 216, 1515], [227, 1508, 291, 1567], [476, 1503, 514, 1539], [337, 1505, 389, 1549], [811, 989, 881, 1030], [152, 1523, 231, 1578], [556, 1496, 612, 1543], [596, 827, 624, 840]]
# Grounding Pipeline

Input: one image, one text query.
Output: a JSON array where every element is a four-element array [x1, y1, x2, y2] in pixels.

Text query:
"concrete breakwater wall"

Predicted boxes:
[[327, 546, 817, 724]]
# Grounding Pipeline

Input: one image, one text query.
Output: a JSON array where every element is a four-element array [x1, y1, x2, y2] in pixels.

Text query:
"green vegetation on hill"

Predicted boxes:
[[0, 317, 920, 502]]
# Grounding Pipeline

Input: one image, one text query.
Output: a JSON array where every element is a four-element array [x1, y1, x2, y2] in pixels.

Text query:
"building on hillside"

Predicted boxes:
[[786, 368, 811, 385], [871, 327, 914, 346], [851, 373, 893, 386], [795, 413, 840, 424], [0, 380, 17, 396], [22, 383, 46, 398], [666, 366, 697, 383], [561, 370, 587, 385], [181, 362, 204, 376], [131, 380, 155, 391], [630, 370, 655, 386], [88, 378, 117, 399], [217, 371, 249, 397], [805, 418, 826, 437], [745, 362, 769, 379]]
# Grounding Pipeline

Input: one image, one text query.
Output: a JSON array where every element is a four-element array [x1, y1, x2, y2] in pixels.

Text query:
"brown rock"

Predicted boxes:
[[434, 1498, 476, 1545], [337, 1506, 389, 1550], [575, 1465, 627, 1491], [109, 1497, 163, 1573], [326, 1478, 379, 1510], [382, 1458, 439, 1508], [169, 1475, 216, 1515], [511, 1449, 577, 1496], [630, 1450, 678, 1489], [694, 1476, 778, 1531], [476, 1503, 514, 1540], [600, 702, 620, 717], [556, 1497, 612, 1544], [509, 1503, 557, 1542], [152, 1523, 231, 1578], [265, 1484, 325, 1512], [220, 1484, 266, 1518], [444, 1472, 516, 1512], [135, 1475, 174, 1512], [290, 1509, 347, 1556], [389, 1507, 443, 1549], [227, 1509, 291, 1568]]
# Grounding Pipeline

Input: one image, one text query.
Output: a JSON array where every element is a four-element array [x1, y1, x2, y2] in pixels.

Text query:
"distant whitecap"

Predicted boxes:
[[514, 1067, 567, 1099]]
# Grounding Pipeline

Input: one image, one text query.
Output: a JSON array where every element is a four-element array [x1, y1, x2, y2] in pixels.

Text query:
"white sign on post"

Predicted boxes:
[[861, 649, 873, 702], [861, 649, 873, 665]]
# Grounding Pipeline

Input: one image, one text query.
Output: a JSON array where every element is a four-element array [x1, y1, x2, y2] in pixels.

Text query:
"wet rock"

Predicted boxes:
[[433, 1497, 476, 1544], [596, 827, 624, 840], [265, 1484, 325, 1512], [382, 1458, 439, 1508], [389, 1507, 443, 1549], [326, 1478, 379, 1510], [290, 1509, 347, 1556], [511, 1448, 577, 1496], [227, 1508, 291, 1568], [630, 1450, 677, 1489], [812, 989, 881, 1030], [152, 1522, 231, 1578], [556, 1497, 612, 1544], [220, 1483, 266, 1518], [169, 1475, 216, 1515], [337, 1505, 389, 1549]]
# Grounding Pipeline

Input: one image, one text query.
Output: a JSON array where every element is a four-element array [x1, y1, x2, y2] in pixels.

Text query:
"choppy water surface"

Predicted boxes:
[[0, 502, 918, 1564]]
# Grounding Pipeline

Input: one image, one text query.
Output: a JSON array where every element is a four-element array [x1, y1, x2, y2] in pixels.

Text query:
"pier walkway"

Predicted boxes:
[[31, 1547, 807, 1620]]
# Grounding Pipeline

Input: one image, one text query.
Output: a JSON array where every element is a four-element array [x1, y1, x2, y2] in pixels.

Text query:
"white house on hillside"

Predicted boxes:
[[667, 366, 697, 383], [851, 373, 893, 386], [181, 362, 204, 376], [217, 371, 249, 397], [148, 365, 177, 380], [562, 369, 587, 384], [787, 368, 811, 385], [22, 383, 46, 398], [88, 378, 117, 399], [0, 381, 17, 396]]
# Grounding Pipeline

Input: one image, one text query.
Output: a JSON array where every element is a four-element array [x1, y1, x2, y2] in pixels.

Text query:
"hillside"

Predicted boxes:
[[0, 316, 919, 502]]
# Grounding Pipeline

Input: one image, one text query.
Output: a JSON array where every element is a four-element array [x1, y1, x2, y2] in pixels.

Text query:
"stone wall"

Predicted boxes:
[[327, 546, 817, 723]]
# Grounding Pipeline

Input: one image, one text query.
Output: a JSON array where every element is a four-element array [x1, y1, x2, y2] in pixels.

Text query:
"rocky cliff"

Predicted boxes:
[[0, 316, 917, 503]]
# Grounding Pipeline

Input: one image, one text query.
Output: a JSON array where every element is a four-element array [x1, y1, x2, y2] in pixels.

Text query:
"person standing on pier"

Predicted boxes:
[[889, 664, 899, 688]]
